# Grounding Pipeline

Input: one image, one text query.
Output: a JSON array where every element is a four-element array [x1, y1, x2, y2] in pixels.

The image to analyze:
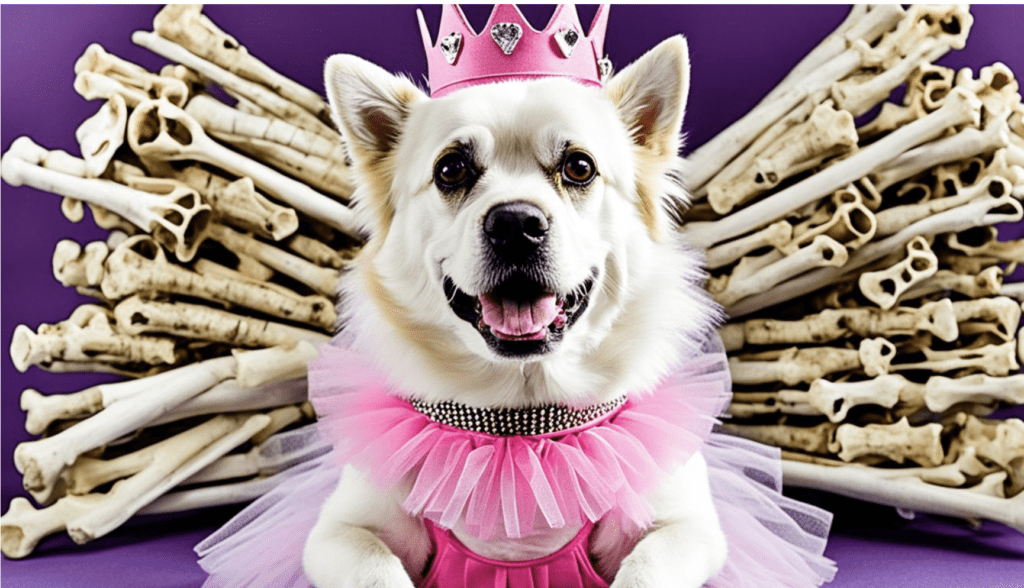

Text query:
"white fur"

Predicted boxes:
[[305, 36, 726, 588]]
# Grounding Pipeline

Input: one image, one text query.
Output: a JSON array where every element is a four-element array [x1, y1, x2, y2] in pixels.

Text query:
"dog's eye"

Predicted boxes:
[[434, 152, 471, 189], [562, 152, 596, 185]]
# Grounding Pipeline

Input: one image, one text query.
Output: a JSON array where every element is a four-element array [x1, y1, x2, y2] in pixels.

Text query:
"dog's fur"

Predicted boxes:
[[304, 35, 727, 588]]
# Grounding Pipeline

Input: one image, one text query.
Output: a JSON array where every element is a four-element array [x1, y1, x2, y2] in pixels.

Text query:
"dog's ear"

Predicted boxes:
[[606, 35, 689, 155], [324, 54, 427, 163], [606, 36, 690, 240]]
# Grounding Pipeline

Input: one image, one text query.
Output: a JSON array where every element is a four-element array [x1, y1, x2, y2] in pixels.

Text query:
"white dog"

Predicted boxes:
[[303, 35, 728, 588]]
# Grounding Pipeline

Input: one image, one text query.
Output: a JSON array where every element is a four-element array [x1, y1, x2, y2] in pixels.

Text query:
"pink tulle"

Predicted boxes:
[[308, 344, 728, 540], [197, 341, 837, 588]]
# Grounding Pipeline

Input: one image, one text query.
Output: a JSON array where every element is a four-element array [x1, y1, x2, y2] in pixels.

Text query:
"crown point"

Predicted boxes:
[[440, 32, 463, 65], [554, 27, 580, 58]]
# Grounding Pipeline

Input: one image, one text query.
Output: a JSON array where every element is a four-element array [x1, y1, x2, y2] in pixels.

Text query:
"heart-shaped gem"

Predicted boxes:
[[440, 32, 462, 65], [490, 22, 522, 56], [554, 28, 579, 58]]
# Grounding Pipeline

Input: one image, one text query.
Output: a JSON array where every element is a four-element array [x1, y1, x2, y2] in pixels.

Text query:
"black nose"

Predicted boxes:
[[483, 202, 549, 261]]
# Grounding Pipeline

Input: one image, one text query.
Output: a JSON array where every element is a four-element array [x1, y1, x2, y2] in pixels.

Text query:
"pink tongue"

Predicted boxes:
[[479, 293, 558, 338]]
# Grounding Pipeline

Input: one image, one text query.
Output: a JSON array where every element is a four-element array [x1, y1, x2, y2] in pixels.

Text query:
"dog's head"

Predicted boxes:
[[325, 35, 719, 407]]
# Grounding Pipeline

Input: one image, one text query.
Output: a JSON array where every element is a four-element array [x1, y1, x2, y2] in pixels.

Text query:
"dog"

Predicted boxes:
[[303, 33, 728, 588]]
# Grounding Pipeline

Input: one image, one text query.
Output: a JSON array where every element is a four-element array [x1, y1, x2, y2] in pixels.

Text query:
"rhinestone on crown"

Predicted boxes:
[[409, 396, 628, 436]]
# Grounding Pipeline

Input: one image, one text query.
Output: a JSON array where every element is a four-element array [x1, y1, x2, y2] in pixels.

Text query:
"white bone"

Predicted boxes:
[[808, 375, 921, 423], [196, 253, 275, 284], [707, 101, 857, 214], [858, 236, 937, 309], [871, 115, 1011, 191], [925, 374, 1024, 413], [685, 88, 983, 250], [152, 5, 330, 125], [0, 414, 269, 558], [782, 459, 1024, 533], [730, 337, 894, 386], [144, 169, 299, 242], [893, 340, 1019, 377], [723, 299, 957, 353], [184, 95, 352, 200], [52, 240, 108, 290], [14, 354, 238, 503], [125, 98, 361, 240], [956, 62, 1021, 120], [725, 393, 819, 419], [901, 266, 1003, 302], [113, 295, 331, 349], [704, 221, 792, 271], [951, 297, 1021, 342], [955, 415, 1024, 494], [151, 378, 308, 428], [285, 233, 348, 270], [73, 43, 188, 107], [10, 305, 177, 374], [783, 186, 877, 253], [207, 223, 340, 296], [137, 468, 297, 516], [875, 177, 1013, 237], [102, 235, 337, 330], [945, 227, 1024, 266], [1, 138, 212, 262], [75, 96, 128, 178], [131, 30, 333, 139], [728, 194, 1023, 317], [721, 421, 837, 456], [713, 235, 848, 307], [831, 417, 944, 466]]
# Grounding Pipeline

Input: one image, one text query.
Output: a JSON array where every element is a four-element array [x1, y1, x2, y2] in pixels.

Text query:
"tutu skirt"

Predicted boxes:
[[197, 343, 836, 588]]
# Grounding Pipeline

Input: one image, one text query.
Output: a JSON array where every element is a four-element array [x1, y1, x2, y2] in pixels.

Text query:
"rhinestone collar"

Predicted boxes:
[[408, 395, 628, 437]]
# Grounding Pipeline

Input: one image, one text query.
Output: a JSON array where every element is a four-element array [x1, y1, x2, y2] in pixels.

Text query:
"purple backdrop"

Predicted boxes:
[[2, 5, 1023, 587]]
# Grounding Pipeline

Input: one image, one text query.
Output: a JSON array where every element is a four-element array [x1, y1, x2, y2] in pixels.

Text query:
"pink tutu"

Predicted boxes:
[[197, 340, 836, 588]]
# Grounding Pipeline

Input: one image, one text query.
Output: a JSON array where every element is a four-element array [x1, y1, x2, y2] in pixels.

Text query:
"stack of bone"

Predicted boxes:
[[0, 5, 351, 558], [3, 3, 1024, 561], [681, 5, 1024, 533]]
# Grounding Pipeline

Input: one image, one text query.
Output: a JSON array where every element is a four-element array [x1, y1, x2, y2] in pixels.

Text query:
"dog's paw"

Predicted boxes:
[[308, 553, 415, 588], [609, 549, 709, 588]]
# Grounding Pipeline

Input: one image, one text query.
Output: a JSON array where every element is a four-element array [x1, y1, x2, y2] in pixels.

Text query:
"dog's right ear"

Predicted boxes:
[[324, 54, 427, 164]]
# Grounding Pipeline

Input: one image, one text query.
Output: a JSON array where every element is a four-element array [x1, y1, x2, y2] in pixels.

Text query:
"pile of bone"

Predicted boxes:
[[681, 5, 1024, 533], [0, 5, 351, 558]]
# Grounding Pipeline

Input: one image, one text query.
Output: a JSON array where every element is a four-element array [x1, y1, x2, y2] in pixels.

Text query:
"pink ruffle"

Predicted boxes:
[[308, 344, 730, 540]]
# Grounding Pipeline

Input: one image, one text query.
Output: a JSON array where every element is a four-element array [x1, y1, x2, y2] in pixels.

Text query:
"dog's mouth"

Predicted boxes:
[[443, 271, 596, 357]]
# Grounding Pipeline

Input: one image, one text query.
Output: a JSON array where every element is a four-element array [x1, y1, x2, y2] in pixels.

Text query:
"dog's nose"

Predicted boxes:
[[483, 202, 549, 261]]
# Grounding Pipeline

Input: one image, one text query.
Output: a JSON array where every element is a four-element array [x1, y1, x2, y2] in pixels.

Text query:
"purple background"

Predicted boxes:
[[2, 4, 1023, 586]]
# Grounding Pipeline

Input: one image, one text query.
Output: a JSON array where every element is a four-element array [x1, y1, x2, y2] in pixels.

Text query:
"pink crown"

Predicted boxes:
[[417, 4, 611, 98]]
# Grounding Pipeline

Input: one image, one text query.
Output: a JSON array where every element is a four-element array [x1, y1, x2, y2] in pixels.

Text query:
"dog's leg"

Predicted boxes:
[[595, 452, 727, 588], [303, 465, 429, 588]]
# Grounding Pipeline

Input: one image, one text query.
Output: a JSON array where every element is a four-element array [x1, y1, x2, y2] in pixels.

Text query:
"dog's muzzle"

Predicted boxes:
[[483, 201, 548, 264]]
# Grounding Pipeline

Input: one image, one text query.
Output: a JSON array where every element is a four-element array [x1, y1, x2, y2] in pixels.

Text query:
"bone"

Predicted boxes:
[[871, 115, 1011, 191], [874, 177, 1013, 237], [925, 374, 1024, 413], [0, 414, 269, 558], [152, 5, 331, 125], [139, 170, 298, 242], [284, 233, 348, 270], [728, 194, 1023, 317], [207, 223, 341, 296], [52, 240, 108, 290], [137, 467, 301, 516], [900, 266, 1004, 302], [858, 236, 938, 309], [75, 95, 128, 178], [10, 304, 178, 374], [14, 354, 238, 503], [721, 421, 837, 457], [184, 95, 353, 200], [807, 375, 920, 423], [704, 221, 792, 270], [892, 340, 1019, 377], [782, 459, 1024, 533], [951, 297, 1022, 342], [112, 295, 331, 349], [721, 299, 958, 352], [196, 252, 275, 284], [131, 30, 333, 139], [783, 185, 877, 254], [726, 393, 820, 419], [712, 235, 848, 307], [831, 417, 944, 466], [125, 98, 361, 240], [956, 415, 1024, 492], [101, 235, 337, 330], [685, 88, 984, 250], [730, 338, 895, 386], [945, 226, 1024, 267], [707, 101, 857, 214], [1, 138, 212, 262], [73, 43, 188, 108]]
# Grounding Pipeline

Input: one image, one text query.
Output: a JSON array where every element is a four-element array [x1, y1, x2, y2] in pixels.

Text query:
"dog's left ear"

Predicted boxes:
[[324, 54, 427, 164], [606, 35, 689, 156], [606, 36, 690, 239]]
